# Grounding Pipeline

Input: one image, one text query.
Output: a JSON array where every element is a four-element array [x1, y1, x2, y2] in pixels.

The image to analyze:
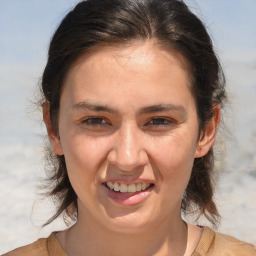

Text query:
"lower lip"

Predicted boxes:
[[104, 185, 154, 206]]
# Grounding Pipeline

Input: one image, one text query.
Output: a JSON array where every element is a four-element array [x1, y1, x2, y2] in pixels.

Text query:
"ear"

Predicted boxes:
[[43, 101, 64, 155], [195, 104, 220, 158]]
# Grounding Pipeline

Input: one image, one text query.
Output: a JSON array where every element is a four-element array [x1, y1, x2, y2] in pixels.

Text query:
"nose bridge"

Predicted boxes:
[[108, 122, 147, 170]]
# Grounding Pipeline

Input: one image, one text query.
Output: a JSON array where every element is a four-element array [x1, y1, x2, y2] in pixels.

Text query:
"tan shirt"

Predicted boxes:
[[3, 227, 256, 256]]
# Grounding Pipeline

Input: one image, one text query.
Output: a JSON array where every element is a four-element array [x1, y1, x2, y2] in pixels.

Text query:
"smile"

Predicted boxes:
[[105, 182, 151, 193], [103, 181, 154, 206]]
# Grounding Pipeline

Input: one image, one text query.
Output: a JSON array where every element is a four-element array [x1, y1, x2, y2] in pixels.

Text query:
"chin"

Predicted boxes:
[[108, 218, 150, 234], [100, 207, 158, 234]]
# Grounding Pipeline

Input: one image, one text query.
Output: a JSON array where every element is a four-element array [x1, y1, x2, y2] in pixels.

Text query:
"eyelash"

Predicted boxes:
[[82, 117, 110, 126], [81, 117, 174, 128], [145, 117, 174, 128]]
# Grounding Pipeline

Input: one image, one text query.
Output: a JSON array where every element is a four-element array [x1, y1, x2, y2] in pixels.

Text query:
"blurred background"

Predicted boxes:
[[0, 0, 255, 253]]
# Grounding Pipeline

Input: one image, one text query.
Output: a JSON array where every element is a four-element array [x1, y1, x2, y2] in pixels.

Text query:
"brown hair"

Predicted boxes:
[[41, 0, 227, 226]]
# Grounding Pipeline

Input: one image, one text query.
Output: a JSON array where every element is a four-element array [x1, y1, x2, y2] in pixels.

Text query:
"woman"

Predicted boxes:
[[4, 0, 256, 255]]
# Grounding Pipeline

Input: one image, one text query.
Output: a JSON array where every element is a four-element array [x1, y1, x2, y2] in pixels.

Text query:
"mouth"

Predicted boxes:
[[104, 181, 153, 193], [103, 181, 154, 206]]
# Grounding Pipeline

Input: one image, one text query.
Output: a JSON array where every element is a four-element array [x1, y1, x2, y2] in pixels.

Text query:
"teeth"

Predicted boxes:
[[136, 183, 142, 191], [128, 184, 136, 193], [114, 182, 119, 191], [106, 182, 151, 193], [106, 182, 114, 190], [120, 183, 128, 192], [141, 183, 147, 190]]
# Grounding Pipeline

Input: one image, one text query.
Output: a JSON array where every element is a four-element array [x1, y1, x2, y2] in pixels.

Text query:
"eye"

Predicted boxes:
[[145, 117, 175, 128], [82, 117, 110, 127]]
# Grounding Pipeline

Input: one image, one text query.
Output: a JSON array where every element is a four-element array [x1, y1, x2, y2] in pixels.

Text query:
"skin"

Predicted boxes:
[[44, 42, 220, 256]]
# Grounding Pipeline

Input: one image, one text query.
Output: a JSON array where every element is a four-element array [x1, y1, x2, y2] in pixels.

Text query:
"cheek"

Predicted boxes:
[[150, 133, 197, 188], [62, 134, 108, 172], [59, 133, 111, 203], [152, 132, 197, 165]]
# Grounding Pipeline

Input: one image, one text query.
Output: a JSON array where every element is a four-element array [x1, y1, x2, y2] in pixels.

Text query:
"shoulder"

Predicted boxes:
[[2, 233, 66, 256], [2, 238, 48, 256], [214, 230, 256, 255], [194, 226, 256, 256]]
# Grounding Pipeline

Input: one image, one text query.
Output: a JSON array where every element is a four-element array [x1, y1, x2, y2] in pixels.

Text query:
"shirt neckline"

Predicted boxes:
[[50, 226, 213, 256]]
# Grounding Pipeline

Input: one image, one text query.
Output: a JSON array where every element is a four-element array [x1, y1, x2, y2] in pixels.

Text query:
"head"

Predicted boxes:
[[41, 0, 226, 227]]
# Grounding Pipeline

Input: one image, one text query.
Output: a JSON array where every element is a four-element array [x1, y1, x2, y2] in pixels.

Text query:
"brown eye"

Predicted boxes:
[[82, 117, 109, 126], [146, 118, 173, 127]]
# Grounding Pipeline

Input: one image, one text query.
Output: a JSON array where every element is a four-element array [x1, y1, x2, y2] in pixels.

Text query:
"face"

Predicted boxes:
[[46, 42, 216, 233]]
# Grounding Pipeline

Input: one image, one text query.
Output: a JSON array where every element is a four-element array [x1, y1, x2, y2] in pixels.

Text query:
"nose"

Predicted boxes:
[[107, 123, 148, 172]]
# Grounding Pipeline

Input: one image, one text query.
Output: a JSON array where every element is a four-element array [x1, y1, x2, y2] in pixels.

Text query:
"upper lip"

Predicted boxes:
[[102, 179, 155, 185]]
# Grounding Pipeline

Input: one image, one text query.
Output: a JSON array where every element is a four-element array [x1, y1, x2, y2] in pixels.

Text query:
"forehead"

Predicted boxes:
[[61, 42, 195, 111], [66, 41, 191, 84]]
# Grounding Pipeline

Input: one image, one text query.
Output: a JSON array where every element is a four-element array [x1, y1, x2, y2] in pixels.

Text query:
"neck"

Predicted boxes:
[[60, 207, 188, 256]]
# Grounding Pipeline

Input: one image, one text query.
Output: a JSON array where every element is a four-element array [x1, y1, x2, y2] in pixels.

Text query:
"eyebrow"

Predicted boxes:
[[138, 104, 186, 115], [72, 101, 117, 113], [72, 101, 186, 115]]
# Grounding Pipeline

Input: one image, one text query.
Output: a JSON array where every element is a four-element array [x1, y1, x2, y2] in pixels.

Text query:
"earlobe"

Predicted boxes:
[[43, 101, 64, 156], [195, 104, 220, 158]]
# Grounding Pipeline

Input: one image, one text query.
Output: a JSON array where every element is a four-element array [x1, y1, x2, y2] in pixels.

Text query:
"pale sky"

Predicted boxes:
[[0, 0, 256, 66]]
